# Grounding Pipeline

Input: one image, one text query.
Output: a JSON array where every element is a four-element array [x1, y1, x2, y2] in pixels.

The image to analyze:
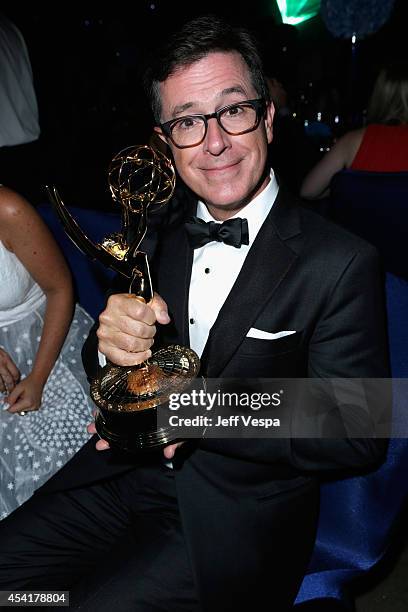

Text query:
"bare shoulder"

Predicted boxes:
[[0, 186, 34, 225], [0, 186, 71, 289], [0, 187, 45, 249]]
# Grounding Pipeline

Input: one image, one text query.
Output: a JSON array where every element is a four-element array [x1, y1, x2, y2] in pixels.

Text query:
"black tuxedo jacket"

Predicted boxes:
[[43, 186, 390, 610]]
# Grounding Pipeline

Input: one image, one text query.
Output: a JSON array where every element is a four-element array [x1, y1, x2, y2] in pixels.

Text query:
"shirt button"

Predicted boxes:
[[204, 268, 210, 274], [190, 318, 195, 324]]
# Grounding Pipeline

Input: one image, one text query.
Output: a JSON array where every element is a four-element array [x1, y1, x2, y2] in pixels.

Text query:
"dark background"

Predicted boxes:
[[2, 0, 408, 209]]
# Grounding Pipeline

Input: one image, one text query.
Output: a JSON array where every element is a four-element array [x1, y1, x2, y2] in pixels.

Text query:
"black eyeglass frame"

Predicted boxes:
[[159, 98, 267, 149]]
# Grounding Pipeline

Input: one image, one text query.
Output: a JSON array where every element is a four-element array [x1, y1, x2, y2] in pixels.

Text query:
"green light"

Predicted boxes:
[[276, 0, 320, 26]]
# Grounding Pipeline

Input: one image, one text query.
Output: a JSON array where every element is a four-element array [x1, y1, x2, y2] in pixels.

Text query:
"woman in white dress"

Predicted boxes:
[[0, 186, 94, 518]]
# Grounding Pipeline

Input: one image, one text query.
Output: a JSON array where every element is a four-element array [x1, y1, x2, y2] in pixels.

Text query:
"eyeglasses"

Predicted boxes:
[[160, 98, 267, 149]]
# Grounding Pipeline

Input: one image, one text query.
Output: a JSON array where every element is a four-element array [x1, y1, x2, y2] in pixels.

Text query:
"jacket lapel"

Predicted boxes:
[[200, 189, 302, 377], [168, 226, 194, 347], [155, 217, 194, 348]]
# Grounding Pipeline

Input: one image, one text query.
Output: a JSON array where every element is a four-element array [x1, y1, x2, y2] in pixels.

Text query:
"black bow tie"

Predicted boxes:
[[185, 216, 250, 249]]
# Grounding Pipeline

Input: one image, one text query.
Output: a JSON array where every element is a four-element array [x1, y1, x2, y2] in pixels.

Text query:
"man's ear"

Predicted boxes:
[[153, 126, 167, 144], [265, 102, 275, 145], [150, 128, 170, 155]]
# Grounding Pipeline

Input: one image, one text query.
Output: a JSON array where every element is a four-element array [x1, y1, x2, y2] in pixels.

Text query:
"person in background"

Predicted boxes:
[[0, 186, 94, 518], [300, 61, 408, 199], [0, 14, 42, 203], [266, 75, 318, 193]]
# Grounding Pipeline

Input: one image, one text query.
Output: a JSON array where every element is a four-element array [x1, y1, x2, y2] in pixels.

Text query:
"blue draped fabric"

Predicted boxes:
[[38, 203, 160, 320], [38, 204, 121, 319], [330, 170, 408, 281], [296, 274, 408, 606]]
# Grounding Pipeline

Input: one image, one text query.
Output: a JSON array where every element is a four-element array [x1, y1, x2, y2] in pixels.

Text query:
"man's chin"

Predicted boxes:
[[201, 195, 253, 218], [198, 170, 269, 213], [200, 186, 248, 208]]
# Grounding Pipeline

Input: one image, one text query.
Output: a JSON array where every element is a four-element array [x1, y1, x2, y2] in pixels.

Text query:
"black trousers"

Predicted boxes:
[[0, 461, 198, 611]]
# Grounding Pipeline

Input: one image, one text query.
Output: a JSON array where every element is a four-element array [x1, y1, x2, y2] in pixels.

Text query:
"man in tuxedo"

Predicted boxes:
[[0, 15, 389, 612]]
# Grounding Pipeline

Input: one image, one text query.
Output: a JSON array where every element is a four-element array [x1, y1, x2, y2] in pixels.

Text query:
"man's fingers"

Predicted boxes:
[[123, 292, 170, 326], [102, 294, 157, 327], [98, 328, 155, 354], [150, 293, 171, 325], [97, 346, 152, 367], [96, 292, 170, 368], [87, 421, 97, 434], [96, 439, 110, 451], [97, 301, 157, 360], [163, 445, 176, 459], [87, 416, 110, 450], [163, 442, 184, 459]]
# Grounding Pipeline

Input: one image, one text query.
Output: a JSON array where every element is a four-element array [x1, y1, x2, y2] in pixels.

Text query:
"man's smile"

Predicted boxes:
[[200, 160, 242, 174]]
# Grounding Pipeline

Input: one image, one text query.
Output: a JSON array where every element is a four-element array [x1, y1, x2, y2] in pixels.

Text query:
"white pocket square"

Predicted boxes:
[[246, 328, 296, 340]]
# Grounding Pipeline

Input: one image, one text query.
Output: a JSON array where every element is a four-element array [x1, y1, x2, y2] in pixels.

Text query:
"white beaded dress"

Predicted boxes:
[[0, 239, 94, 518]]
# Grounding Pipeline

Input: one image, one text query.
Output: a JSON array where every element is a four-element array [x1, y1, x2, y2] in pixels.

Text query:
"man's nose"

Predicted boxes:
[[204, 117, 230, 155]]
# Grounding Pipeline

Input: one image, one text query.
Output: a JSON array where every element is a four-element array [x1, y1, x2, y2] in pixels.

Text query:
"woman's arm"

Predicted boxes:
[[300, 128, 365, 200], [0, 187, 74, 412]]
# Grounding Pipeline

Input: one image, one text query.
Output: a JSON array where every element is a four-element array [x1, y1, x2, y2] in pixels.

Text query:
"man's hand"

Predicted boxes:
[[87, 420, 184, 457], [162, 442, 184, 459], [87, 420, 110, 450], [97, 292, 170, 366], [92, 291, 179, 455]]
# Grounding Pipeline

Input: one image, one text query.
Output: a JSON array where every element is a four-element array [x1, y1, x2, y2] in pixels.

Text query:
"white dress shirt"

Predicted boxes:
[[99, 171, 279, 366], [188, 171, 279, 357]]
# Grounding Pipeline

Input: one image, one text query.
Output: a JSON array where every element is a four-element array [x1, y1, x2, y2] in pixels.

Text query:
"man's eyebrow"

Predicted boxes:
[[170, 86, 249, 118], [171, 102, 196, 117], [219, 85, 248, 98]]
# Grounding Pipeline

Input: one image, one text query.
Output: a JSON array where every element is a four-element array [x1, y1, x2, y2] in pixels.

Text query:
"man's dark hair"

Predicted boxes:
[[144, 14, 270, 124]]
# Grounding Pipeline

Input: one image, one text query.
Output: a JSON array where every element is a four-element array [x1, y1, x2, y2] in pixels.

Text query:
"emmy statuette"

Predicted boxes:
[[47, 145, 200, 452]]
